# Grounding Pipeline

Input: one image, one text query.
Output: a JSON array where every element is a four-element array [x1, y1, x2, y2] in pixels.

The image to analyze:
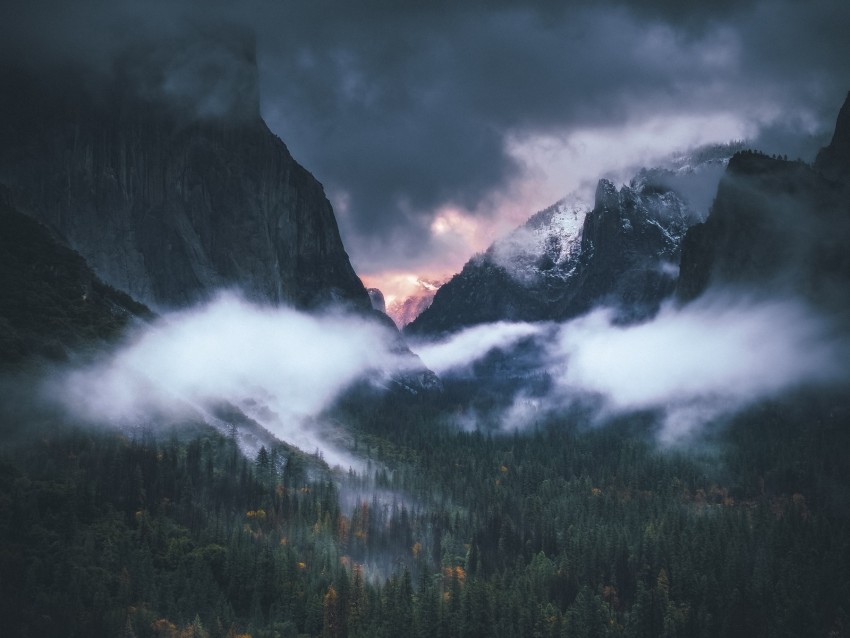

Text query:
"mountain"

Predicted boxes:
[[367, 288, 387, 313], [406, 176, 697, 336], [0, 29, 370, 312], [815, 90, 850, 184], [0, 186, 152, 365], [385, 278, 444, 328], [406, 143, 747, 338], [0, 29, 443, 401], [404, 197, 586, 335], [678, 93, 850, 312], [388, 292, 436, 328], [559, 177, 695, 321]]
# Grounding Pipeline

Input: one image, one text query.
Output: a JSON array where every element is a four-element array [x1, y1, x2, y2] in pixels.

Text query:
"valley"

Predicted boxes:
[[2, 5, 850, 637]]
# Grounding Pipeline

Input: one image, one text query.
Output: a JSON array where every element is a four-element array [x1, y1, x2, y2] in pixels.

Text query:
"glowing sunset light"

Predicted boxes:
[[362, 271, 449, 306], [429, 207, 480, 241]]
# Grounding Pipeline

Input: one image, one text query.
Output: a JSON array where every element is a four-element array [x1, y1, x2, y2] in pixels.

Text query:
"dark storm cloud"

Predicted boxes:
[[258, 3, 724, 229], [1, 0, 261, 121], [253, 0, 850, 271], [3, 0, 850, 273]]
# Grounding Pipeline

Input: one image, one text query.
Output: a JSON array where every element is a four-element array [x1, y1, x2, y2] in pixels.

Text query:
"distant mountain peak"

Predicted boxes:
[[384, 278, 447, 328], [367, 288, 387, 314], [406, 170, 694, 336], [405, 139, 750, 337], [488, 194, 589, 286]]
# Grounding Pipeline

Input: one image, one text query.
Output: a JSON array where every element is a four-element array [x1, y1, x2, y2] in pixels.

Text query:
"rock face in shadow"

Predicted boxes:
[[677, 109, 850, 314], [0, 186, 152, 364], [0, 30, 370, 312], [406, 179, 692, 337], [367, 288, 387, 314], [815, 91, 850, 184], [556, 178, 692, 323]]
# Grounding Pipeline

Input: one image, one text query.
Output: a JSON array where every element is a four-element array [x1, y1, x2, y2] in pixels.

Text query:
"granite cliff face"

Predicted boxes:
[[0, 32, 370, 312], [676, 154, 842, 303], [560, 177, 693, 322]]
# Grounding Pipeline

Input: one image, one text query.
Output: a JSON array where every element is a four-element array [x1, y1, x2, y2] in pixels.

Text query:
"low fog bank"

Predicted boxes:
[[410, 290, 850, 443], [11, 287, 848, 461], [552, 293, 850, 442], [47, 293, 408, 469], [411, 322, 545, 376]]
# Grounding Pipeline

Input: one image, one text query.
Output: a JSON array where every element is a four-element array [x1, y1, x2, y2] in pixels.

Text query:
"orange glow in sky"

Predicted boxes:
[[361, 271, 447, 306]]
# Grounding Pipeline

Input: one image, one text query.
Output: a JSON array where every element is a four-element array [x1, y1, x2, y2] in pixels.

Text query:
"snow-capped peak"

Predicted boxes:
[[488, 193, 591, 283]]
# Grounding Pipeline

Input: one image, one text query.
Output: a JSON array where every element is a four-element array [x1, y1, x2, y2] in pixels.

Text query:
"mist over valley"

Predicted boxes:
[[2, 3, 850, 636]]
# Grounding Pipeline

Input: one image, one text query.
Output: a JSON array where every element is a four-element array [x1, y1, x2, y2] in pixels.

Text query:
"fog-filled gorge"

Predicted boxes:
[[412, 291, 850, 441], [47, 294, 398, 469], [38, 284, 850, 465]]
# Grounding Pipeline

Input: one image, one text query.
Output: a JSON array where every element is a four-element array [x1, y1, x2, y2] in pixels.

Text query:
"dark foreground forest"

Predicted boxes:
[[2, 382, 848, 638]]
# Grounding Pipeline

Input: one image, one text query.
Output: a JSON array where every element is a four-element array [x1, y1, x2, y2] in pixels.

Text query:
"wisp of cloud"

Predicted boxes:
[[411, 292, 849, 442], [52, 289, 850, 454], [553, 294, 849, 441], [412, 321, 543, 375], [57, 293, 398, 467], [557, 297, 840, 406]]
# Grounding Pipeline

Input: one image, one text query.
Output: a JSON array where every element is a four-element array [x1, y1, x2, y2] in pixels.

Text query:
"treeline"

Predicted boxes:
[[1, 387, 849, 637], [333, 388, 850, 638], [0, 422, 345, 637]]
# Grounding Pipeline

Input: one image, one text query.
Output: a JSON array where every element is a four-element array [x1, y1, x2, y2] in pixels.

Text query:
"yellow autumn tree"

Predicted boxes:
[[322, 584, 342, 638]]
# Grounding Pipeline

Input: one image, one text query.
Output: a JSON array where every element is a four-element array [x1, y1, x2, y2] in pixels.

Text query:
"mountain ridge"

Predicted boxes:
[[0, 31, 370, 313], [406, 171, 696, 336], [0, 186, 153, 365], [677, 93, 850, 309], [815, 90, 850, 183]]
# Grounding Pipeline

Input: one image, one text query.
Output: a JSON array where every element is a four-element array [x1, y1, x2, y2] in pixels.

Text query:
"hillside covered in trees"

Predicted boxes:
[[2, 383, 848, 637]]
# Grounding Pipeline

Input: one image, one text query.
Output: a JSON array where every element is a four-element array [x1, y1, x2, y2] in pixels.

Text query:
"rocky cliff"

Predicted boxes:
[[406, 177, 694, 336], [815, 91, 850, 184], [367, 288, 387, 314], [0, 31, 370, 312], [677, 154, 834, 301], [558, 177, 693, 322], [677, 92, 850, 312], [0, 186, 152, 364]]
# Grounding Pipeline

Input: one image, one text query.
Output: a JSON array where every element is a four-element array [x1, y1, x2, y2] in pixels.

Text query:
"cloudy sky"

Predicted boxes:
[[5, 0, 850, 299]]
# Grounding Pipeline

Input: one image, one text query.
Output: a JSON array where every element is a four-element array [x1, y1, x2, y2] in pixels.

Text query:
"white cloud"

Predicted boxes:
[[52, 290, 850, 454], [411, 292, 849, 443], [505, 111, 759, 208], [548, 294, 849, 441], [554, 296, 843, 408], [411, 321, 543, 375], [57, 293, 399, 467]]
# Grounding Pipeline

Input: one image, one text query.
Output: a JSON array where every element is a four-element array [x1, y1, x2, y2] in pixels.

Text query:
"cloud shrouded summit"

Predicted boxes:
[[3, 0, 850, 281]]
